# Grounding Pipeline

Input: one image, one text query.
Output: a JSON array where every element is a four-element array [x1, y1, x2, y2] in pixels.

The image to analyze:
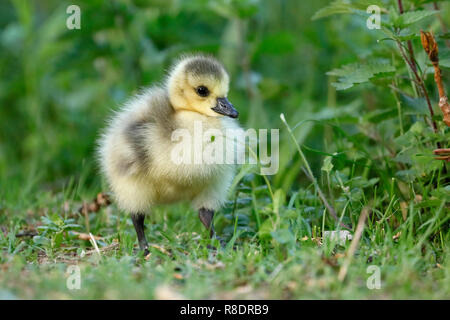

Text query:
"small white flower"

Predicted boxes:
[[323, 230, 353, 245]]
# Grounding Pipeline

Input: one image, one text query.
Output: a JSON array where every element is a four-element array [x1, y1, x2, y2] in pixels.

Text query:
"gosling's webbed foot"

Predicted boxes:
[[132, 247, 150, 260], [206, 234, 227, 250], [212, 234, 227, 247]]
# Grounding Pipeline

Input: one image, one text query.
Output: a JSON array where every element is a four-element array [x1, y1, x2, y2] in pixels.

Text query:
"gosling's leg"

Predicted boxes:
[[131, 213, 149, 256], [198, 208, 216, 238], [198, 208, 226, 249]]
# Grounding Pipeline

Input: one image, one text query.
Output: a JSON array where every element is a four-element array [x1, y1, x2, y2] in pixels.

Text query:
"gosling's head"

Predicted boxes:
[[167, 55, 238, 119]]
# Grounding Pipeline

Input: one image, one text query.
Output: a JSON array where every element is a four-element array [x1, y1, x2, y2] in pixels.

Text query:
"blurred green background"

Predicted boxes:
[[0, 0, 359, 198], [0, 0, 448, 204]]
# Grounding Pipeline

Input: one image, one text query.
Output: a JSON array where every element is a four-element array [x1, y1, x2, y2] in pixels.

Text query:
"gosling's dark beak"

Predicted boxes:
[[212, 97, 239, 118]]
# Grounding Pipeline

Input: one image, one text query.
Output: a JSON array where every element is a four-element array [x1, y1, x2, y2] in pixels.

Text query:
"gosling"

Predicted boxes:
[[98, 55, 241, 254]]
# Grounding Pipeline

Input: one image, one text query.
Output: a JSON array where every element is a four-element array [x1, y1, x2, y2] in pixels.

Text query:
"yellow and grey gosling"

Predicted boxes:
[[97, 55, 241, 254]]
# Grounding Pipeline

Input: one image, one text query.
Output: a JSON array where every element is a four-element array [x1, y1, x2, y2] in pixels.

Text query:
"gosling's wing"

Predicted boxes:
[[98, 86, 175, 177]]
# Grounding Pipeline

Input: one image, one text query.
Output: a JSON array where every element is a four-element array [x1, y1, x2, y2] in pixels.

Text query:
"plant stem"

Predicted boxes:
[[421, 31, 450, 126], [397, 0, 417, 74], [397, 0, 420, 97], [396, 41, 439, 134], [280, 114, 351, 231], [338, 207, 369, 281], [392, 80, 404, 135]]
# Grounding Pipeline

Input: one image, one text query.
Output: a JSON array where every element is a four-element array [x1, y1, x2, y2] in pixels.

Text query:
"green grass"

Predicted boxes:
[[0, 158, 448, 299]]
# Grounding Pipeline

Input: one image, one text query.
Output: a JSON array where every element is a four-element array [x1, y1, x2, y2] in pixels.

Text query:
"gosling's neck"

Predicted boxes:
[[173, 109, 224, 129]]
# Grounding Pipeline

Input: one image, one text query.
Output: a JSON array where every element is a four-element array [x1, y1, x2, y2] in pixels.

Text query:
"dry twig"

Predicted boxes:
[[421, 31, 450, 127], [338, 207, 369, 281], [433, 148, 450, 162], [78, 192, 112, 215]]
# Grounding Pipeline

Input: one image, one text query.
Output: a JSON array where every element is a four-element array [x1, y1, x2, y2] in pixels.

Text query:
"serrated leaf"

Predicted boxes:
[[394, 10, 438, 28], [312, 0, 386, 20], [332, 82, 355, 90], [327, 60, 395, 90]]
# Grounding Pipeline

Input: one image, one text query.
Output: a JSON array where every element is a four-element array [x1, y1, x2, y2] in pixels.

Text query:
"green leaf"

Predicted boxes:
[[440, 59, 450, 68], [259, 219, 274, 240], [414, 199, 444, 208], [408, 0, 439, 5], [393, 10, 438, 28], [53, 231, 63, 248], [312, 0, 355, 20], [431, 186, 450, 201], [351, 177, 379, 189], [438, 48, 450, 68], [400, 95, 429, 115], [327, 60, 395, 90], [439, 32, 450, 40], [273, 189, 285, 215], [33, 236, 50, 246], [410, 121, 425, 135], [363, 108, 397, 123], [395, 169, 418, 183], [396, 32, 417, 41], [332, 82, 355, 91], [321, 156, 334, 173]]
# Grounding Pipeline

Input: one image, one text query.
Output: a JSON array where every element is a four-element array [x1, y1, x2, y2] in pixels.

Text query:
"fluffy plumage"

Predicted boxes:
[[97, 55, 241, 250]]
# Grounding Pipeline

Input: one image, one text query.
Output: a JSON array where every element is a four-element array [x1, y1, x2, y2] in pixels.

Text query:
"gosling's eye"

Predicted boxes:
[[195, 86, 209, 97]]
